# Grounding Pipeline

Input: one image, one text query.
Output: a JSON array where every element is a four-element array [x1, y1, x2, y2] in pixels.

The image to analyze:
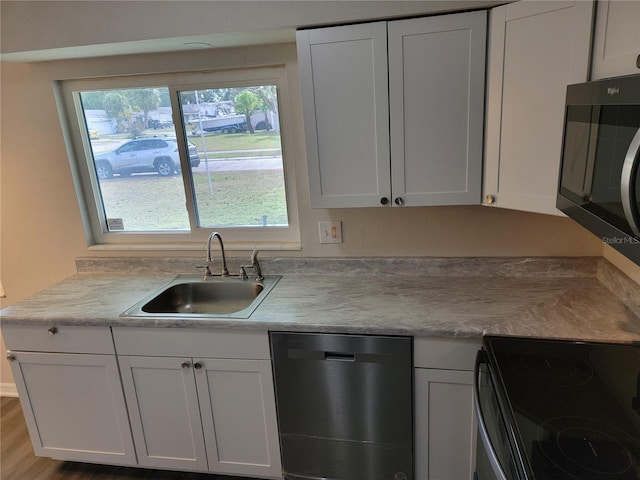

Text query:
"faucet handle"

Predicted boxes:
[[248, 249, 264, 281], [239, 266, 249, 280], [195, 264, 213, 280]]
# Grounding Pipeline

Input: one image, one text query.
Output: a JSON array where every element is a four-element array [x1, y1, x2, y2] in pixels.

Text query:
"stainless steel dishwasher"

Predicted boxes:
[[270, 332, 413, 480]]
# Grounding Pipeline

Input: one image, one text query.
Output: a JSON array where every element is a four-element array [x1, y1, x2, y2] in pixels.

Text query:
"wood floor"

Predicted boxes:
[[1, 397, 260, 480]]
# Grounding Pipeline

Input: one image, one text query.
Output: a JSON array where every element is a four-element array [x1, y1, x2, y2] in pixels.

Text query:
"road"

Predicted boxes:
[[90, 138, 283, 172]]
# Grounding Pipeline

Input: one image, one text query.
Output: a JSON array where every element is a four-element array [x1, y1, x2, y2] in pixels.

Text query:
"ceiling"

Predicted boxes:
[[1, 1, 504, 62]]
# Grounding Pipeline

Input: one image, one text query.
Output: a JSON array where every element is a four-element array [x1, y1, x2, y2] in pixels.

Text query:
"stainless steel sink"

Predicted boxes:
[[121, 275, 280, 319]]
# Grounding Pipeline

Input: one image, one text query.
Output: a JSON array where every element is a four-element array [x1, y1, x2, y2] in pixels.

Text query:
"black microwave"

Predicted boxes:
[[557, 74, 640, 266]]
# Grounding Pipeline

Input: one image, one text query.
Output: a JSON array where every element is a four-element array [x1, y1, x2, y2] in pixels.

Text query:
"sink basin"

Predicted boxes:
[[121, 275, 280, 319]]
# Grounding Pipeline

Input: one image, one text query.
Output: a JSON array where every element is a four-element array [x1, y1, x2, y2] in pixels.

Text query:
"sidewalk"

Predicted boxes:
[[193, 156, 283, 172]]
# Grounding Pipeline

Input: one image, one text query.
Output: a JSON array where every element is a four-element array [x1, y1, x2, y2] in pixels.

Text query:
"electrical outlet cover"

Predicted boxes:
[[319, 221, 342, 244]]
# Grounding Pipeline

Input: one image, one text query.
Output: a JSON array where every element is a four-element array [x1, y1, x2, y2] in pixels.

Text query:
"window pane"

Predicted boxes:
[[79, 87, 191, 231], [178, 86, 289, 228]]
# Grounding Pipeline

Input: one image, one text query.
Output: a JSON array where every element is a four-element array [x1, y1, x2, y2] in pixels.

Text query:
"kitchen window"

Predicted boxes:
[[58, 67, 299, 248]]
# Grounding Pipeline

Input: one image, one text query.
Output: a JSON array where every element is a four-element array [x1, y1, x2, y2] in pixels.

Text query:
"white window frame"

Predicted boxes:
[[57, 66, 300, 250]]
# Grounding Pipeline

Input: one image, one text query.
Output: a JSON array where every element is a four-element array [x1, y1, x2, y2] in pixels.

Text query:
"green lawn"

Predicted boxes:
[[188, 131, 281, 153], [193, 170, 288, 227], [98, 169, 288, 231]]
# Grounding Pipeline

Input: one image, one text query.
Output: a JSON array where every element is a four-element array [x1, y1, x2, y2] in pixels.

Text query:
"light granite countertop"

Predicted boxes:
[[2, 256, 640, 342]]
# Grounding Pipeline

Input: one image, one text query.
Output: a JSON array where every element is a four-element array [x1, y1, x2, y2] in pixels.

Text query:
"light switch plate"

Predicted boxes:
[[319, 221, 342, 244]]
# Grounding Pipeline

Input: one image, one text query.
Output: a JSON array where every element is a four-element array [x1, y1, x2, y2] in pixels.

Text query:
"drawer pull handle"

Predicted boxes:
[[194, 362, 203, 370], [181, 361, 191, 369], [48, 327, 58, 336], [6, 354, 16, 362]]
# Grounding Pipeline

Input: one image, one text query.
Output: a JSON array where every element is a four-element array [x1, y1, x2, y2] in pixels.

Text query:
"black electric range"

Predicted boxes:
[[477, 335, 640, 480]]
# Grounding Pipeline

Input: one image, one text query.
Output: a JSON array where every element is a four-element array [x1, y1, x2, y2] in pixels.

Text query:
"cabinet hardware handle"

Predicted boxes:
[[48, 327, 58, 336], [6, 354, 15, 362], [194, 362, 203, 370], [380, 197, 389, 205], [181, 361, 191, 369], [485, 195, 496, 205], [394, 197, 405, 206], [636, 54, 640, 69]]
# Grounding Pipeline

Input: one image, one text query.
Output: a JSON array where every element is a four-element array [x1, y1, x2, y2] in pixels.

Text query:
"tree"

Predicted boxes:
[[80, 91, 106, 110], [103, 92, 132, 132], [234, 90, 261, 133], [103, 92, 129, 119], [127, 89, 161, 128], [252, 86, 277, 131], [158, 89, 171, 107]]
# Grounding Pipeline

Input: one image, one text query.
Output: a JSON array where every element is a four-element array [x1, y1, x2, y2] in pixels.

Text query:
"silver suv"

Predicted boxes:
[[94, 138, 200, 179]]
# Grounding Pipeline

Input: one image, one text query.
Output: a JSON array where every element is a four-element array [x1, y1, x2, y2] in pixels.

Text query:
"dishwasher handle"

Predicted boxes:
[[474, 349, 509, 480], [288, 348, 392, 364], [324, 352, 356, 362]]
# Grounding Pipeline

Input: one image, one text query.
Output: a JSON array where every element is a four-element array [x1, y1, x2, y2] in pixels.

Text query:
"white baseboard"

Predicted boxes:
[[0, 383, 18, 397]]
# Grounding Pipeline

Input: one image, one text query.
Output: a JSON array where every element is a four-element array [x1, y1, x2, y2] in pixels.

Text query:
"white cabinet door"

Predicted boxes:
[[414, 368, 476, 480], [484, 1, 593, 215], [118, 356, 208, 471], [298, 13, 486, 209], [297, 23, 391, 208], [196, 358, 282, 478], [388, 12, 486, 207], [592, 0, 640, 80], [9, 351, 136, 465]]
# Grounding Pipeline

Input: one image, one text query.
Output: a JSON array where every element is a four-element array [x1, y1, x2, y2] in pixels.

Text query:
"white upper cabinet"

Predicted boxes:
[[297, 22, 390, 208], [483, 0, 593, 216], [297, 11, 486, 208], [592, 0, 640, 80], [388, 13, 486, 207]]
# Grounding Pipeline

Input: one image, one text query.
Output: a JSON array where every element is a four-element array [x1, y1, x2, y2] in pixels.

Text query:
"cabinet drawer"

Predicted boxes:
[[2, 324, 114, 354], [112, 327, 270, 359], [414, 337, 480, 371]]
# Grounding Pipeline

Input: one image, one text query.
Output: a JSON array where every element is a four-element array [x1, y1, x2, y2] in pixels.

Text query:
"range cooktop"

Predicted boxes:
[[484, 336, 640, 480]]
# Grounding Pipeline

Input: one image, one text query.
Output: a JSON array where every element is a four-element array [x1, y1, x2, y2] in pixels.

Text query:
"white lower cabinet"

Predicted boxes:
[[197, 358, 280, 477], [3, 325, 136, 465], [113, 328, 282, 478], [414, 369, 476, 480], [414, 338, 480, 480], [118, 355, 208, 471]]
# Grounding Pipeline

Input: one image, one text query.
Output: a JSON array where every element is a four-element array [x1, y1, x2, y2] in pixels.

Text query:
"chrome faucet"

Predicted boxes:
[[202, 231, 229, 278]]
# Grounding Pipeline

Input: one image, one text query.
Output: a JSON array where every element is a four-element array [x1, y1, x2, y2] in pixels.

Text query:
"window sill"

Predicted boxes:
[[87, 242, 301, 252]]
